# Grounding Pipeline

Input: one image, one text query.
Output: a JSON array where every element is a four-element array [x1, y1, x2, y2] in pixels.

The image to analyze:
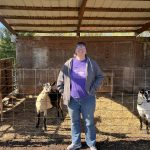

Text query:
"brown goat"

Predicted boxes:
[[48, 81, 64, 119]]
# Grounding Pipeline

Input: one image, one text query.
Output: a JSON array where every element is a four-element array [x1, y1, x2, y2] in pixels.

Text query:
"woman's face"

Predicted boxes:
[[75, 45, 87, 57]]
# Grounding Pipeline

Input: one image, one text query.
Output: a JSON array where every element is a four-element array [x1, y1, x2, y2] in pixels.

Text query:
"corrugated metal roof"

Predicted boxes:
[[87, 0, 150, 8], [0, 0, 81, 7], [0, 0, 150, 36], [0, 10, 78, 17]]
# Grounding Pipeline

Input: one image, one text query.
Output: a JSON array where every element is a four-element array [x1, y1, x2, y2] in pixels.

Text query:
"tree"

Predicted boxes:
[[18, 32, 35, 36], [0, 28, 16, 59], [0, 28, 35, 59]]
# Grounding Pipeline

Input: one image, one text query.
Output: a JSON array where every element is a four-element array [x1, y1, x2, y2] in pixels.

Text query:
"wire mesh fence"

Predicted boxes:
[[0, 67, 150, 142]]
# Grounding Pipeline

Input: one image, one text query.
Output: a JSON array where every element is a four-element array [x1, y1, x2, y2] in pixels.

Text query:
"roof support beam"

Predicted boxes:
[[2, 15, 150, 21], [135, 21, 150, 35], [11, 24, 77, 27], [0, 16, 17, 35], [114, 0, 150, 1], [1, 16, 78, 20], [80, 30, 135, 33], [0, 5, 78, 11], [0, 5, 150, 12], [15, 30, 76, 33], [10, 23, 142, 27], [83, 17, 150, 21], [77, 0, 87, 36], [15, 29, 136, 33], [85, 7, 150, 12]]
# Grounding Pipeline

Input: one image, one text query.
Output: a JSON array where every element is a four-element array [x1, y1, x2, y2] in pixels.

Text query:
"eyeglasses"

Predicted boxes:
[[76, 45, 86, 49]]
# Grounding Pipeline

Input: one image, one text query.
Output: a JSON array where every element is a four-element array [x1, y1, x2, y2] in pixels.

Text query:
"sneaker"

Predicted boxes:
[[90, 146, 97, 150], [67, 143, 82, 150]]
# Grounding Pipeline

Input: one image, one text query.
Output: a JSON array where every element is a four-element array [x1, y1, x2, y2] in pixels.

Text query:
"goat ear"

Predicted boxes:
[[50, 81, 56, 86], [47, 83, 51, 86]]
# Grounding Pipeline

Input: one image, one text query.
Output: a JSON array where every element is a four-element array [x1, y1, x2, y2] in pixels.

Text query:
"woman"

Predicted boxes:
[[57, 42, 104, 150]]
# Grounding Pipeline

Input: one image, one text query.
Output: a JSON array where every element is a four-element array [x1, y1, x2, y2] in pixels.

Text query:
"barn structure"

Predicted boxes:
[[0, 0, 150, 149]]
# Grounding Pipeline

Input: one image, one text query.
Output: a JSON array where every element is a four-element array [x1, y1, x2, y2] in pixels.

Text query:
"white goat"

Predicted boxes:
[[36, 83, 54, 131], [137, 89, 150, 134]]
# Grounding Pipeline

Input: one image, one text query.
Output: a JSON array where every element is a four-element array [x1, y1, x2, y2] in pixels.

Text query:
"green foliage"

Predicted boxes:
[[18, 32, 35, 36], [0, 29, 35, 59], [0, 28, 16, 59]]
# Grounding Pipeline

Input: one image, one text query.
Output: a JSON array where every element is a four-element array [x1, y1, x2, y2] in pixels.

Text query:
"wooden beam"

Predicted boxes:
[[2, 15, 78, 20], [2, 15, 150, 21], [85, 7, 150, 12], [82, 24, 142, 27], [0, 16, 17, 35], [135, 21, 150, 35], [80, 30, 136, 33], [77, 0, 87, 36], [0, 5, 78, 11], [1, 5, 150, 12], [83, 17, 150, 21], [15, 30, 76, 33], [114, 0, 150, 1], [10, 23, 142, 27], [14, 29, 135, 33], [10, 23, 77, 27]]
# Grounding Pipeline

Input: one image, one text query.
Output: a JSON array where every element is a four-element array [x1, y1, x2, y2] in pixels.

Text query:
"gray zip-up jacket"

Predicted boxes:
[[57, 57, 104, 105]]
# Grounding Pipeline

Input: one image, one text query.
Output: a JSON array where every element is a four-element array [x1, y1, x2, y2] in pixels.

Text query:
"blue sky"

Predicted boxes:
[[0, 22, 5, 28]]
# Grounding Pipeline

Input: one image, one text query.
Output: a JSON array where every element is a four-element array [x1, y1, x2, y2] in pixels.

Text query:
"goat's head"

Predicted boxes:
[[139, 89, 150, 103], [50, 81, 57, 92], [139, 89, 145, 95], [43, 83, 52, 93]]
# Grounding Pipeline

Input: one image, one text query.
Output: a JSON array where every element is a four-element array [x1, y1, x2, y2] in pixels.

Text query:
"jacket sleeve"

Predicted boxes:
[[92, 61, 104, 91], [57, 65, 65, 94]]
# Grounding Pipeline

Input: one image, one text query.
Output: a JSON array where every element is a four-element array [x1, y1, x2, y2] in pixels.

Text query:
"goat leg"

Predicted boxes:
[[60, 109, 64, 120], [146, 120, 149, 134], [57, 106, 64, 120], [43, 117, 47, 131], [43, 111, 47, 131], [36, 112, 40, 128], [140, 116, 142, 130], [44, 118, 47, 131], [57, 109, 60, 118], [58, 100, 64, 119], [56, 101, 60, 118]]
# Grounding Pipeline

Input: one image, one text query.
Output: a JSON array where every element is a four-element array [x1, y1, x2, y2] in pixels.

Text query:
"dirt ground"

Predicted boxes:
[[0, 139, 150, 150], [0, 94, 150, 150]]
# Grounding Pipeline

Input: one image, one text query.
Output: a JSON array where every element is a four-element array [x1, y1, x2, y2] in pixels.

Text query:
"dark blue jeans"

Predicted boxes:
[[68, 95, 96, 147]]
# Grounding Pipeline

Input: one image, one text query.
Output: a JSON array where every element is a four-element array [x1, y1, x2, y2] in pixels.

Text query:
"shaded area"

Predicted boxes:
[[0, 97, 69, 141], [1, 93, 150, 145], [0, 140, 150, 150]]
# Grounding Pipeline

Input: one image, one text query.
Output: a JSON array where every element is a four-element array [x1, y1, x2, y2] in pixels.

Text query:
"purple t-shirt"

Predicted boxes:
[[70, 58, 88, 98]]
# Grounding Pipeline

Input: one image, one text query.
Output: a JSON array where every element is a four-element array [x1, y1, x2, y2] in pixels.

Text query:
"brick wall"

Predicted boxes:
[[16, 36, 145, 69], [16, 36, 150, 94]]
